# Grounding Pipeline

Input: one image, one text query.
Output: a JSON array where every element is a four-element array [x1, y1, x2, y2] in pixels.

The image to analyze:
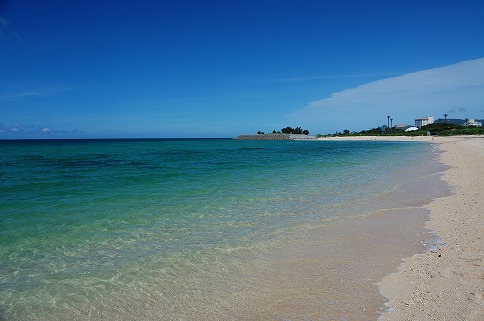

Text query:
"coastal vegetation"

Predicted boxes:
[[257, 126, 310, 135], [323, 122, 484, 137], [417, 123, 484, 136], [249, 122, 483, 139], [237, 126, 312, 140]]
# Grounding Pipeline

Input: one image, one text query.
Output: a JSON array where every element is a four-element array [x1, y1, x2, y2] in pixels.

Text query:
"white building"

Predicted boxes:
[[415, 116, 434, 128], [464, 119, 482, 127]]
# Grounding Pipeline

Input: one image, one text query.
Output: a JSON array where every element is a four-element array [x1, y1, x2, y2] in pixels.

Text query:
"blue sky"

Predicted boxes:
[[1, 0, 484, 138]]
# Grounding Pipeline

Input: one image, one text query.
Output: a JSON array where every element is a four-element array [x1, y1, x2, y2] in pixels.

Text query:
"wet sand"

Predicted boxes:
[[379, 136, 484, 320], [27, 138, 447, 321]]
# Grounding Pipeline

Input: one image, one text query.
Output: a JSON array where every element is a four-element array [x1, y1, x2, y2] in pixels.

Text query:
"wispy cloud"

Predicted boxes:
[[276, 73, 399, 83], [445, 106, 468, 114], [0, 86, 68, 100], [0, 91, 48, 99], [0, 17, 24, 42], [0, 123, 80, 138], [0, 17, 7, 39], [0, 123, 47, 136], [290, 58, 484, 132]]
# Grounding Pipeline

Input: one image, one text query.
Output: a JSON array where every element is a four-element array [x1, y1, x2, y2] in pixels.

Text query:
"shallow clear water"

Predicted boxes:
[[0, 139, 448, 320]]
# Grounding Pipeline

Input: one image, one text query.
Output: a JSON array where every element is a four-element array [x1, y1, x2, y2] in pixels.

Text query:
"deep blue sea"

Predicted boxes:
[[0, 139, 448, 320]]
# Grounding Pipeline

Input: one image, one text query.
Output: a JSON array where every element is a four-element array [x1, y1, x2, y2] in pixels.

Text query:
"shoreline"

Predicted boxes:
[[379, 136, 484, 320], [2, 137, 481, 320], [317, 135, 435, 142]]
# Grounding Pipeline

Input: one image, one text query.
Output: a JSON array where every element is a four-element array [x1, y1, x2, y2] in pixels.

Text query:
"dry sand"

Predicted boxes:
[[379, 136, 484, 320]]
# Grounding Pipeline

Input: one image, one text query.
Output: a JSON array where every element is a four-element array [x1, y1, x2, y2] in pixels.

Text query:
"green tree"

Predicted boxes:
[[281, 126, 293, 134]]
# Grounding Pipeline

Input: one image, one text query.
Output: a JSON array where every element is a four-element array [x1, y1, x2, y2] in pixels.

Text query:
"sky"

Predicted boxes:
[[1, 0, 484, 138]]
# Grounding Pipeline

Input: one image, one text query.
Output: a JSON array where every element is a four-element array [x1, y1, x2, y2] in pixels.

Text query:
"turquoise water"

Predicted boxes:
[[0, 139, 446, 320]]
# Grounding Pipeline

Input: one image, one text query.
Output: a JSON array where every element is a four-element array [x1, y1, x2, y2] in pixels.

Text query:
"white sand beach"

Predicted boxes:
[[318, 135, 483, 319], [379, 136, 484, 320], [317, 135, 435, 142]]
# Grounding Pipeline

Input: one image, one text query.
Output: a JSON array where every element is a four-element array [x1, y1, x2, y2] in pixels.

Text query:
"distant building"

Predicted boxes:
[[415, 116, 434, 128], [464, 119, 482, 127]]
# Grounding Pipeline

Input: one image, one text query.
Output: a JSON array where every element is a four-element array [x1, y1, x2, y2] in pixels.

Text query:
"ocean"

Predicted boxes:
[[0, 139, 449, 320]]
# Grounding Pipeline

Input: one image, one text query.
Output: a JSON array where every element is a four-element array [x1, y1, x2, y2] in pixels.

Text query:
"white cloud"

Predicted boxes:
[[290, 58, 484, 132], [0, 123, 65, 137]]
